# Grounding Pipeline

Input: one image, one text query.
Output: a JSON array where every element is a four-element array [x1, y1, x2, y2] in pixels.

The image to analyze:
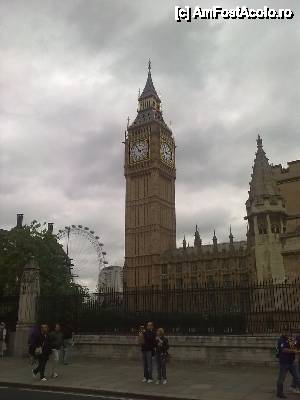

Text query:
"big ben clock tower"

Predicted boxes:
[[124, 61, 176, 288]]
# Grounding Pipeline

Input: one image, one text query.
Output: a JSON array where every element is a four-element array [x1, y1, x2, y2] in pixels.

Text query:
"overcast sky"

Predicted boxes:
[[1, 0, 299, 289]]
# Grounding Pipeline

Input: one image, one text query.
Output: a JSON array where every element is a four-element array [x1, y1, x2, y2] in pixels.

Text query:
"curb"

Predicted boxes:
[[0, 382, 200, 400]]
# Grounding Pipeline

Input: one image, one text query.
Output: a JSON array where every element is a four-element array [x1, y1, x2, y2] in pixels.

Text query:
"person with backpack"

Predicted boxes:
[[276, 328, 300, 398], [32, 324, 52, 381], [155, 328, 169, 385]]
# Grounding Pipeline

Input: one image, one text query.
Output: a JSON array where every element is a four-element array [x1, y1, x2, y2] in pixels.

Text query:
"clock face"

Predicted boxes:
[[130, 140, 149, 163], [161, 142, 174, 164]]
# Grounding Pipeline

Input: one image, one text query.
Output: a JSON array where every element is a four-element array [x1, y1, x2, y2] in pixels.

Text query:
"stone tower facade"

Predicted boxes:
[[124, 63, 176, 288], [246, 136, 287, 282]]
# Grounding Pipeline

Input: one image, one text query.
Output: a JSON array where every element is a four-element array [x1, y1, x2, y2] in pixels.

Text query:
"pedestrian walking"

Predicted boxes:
[[276, 328, 300, 398], [49, 323, 64, 378], [62, 323, 74, 365], [0, 322, 8, 358], [155, 328, 169, 385], [139, 321, 156, 383], [32, 324, 52, 381]]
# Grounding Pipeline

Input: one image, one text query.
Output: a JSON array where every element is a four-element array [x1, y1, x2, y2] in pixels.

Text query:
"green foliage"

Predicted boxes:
[[0, 220, 79, 295]]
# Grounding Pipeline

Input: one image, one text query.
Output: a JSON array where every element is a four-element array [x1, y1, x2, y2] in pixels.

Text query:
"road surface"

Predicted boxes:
[[0, 387, 138, 400]]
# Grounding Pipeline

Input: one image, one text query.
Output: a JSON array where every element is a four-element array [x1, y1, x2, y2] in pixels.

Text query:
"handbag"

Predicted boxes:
[[34, 346, 42, 356]]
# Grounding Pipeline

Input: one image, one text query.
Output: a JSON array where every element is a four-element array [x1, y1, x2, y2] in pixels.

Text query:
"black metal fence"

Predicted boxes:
[[0, 292, 19, 331], [38, 279, 300, 336]]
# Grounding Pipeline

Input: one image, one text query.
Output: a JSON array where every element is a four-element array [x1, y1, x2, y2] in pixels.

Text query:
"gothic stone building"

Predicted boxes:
[[123, 66, 300, 289]]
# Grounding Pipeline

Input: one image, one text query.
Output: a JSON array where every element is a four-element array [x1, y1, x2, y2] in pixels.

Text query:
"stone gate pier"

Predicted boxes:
[[14, 256, 40, 357]]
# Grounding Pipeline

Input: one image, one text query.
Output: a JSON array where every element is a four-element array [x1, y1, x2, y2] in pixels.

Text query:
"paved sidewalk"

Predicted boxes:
[[0, 357, 281, 400]]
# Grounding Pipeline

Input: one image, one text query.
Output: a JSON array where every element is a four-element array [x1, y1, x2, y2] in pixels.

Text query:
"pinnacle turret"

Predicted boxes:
[[248, 135, 279, 201], [245, 135, 287, 283], [213, 230, 218, 250], [194, 225, 202, 248], [229, 225, 234, 244]]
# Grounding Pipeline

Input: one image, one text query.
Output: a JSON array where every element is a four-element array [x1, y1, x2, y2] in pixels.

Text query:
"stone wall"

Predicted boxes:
[[73, 335, 278, 367]]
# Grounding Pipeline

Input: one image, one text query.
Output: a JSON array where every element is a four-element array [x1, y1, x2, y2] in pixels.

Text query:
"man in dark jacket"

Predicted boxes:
[[276, 328, 300, 398], [32, 324, 52, 381], [139, 321, 156, 383]]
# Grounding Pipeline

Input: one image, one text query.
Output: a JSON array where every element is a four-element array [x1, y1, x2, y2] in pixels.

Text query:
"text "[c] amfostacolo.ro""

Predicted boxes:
[[175, 6, 294, 22]]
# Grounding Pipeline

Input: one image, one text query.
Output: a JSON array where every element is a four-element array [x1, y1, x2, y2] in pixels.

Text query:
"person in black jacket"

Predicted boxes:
[[155, 328, 169, 385], [139, 321, 156, 383], [32, 324, 52, 381]]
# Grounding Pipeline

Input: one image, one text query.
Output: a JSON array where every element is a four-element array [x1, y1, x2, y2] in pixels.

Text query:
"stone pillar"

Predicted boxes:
[[14, 256, 40, 357]]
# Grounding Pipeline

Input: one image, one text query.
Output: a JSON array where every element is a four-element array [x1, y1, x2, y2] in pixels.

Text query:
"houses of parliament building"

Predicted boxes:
[[123, 64, 300, 289]]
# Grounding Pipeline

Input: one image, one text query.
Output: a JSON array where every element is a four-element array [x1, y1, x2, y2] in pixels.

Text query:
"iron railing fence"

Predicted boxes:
[[37, 279, 300, 336], [0, 292, 19, 331]]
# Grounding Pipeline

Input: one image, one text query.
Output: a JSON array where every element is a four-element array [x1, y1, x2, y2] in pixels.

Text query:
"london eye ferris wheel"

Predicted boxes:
[[57, 225, 108, 291]]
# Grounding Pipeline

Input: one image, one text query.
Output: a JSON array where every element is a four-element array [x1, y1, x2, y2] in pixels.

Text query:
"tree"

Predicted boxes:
[[0, 220, 80, 295]]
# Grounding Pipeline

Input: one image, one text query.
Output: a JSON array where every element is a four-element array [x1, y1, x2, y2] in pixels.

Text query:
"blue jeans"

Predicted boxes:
[[277, 362, 300, 389], [142, 351, 153, 380]]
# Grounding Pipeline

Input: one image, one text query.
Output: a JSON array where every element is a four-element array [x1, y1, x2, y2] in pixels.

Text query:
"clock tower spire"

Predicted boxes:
[[124, 62, 176, 288]]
